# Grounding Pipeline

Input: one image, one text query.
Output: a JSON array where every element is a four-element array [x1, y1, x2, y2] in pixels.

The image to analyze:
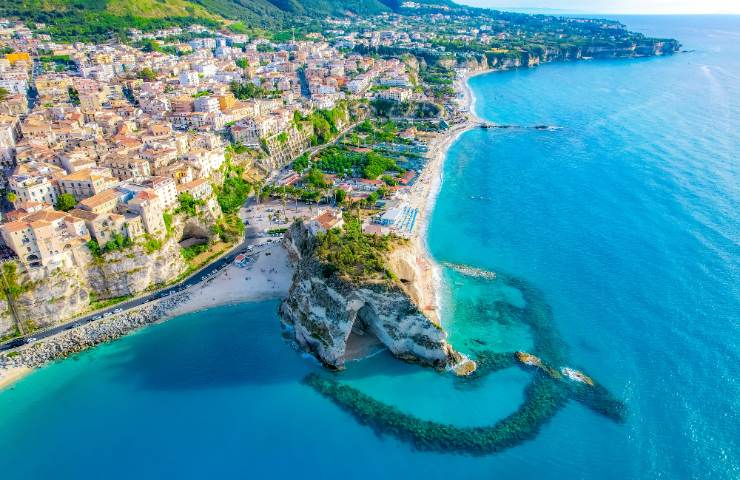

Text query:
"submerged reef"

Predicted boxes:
[[303, 268, 626, 455]]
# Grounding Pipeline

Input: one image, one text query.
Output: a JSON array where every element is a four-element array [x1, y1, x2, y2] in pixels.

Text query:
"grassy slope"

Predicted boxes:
[[105, 0, 220, 20]]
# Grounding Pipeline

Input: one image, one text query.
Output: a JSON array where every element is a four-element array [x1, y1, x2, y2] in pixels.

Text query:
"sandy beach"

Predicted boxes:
[[0, 366, 31, 390], [403, 69, 484, 326], [167, 243, 293, 317]]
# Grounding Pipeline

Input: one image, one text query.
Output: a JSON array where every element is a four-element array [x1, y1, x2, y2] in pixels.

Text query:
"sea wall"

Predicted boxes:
[[280, 220, 463, 370], [0, 293, 189, 371]]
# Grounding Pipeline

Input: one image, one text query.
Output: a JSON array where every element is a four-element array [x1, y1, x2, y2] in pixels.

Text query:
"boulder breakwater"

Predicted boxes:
[[0, 293, 190, 373], [303, 268, 626, 455]]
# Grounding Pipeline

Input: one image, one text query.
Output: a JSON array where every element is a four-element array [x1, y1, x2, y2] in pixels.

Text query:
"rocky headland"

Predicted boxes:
[[279, 219, 473, 373]]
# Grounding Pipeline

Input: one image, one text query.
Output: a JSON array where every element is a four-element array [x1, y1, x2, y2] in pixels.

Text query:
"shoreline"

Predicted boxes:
[[0, 70, 485, 392], [0, 244, 293, 392], [405, 69, 484, 328], [0, 366, 31, 390], [166, 243, 292, 318]]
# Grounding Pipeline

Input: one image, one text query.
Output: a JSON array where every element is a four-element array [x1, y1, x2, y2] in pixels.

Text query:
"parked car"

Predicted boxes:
[[113, 308, 123, 314], [93, 315, 102, 320], [25, 337, 38, 344]]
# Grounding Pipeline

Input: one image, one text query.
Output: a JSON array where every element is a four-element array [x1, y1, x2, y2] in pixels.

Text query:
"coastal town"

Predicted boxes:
[[0, 4, 679, 388]]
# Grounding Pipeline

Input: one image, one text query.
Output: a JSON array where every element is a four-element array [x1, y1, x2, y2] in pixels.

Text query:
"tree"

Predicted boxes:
[[292, 153, 309, 173], [176, 193, 205, 216], [140, 39, 162, 53], [55, 193, 77, 212], [0, 87, 9, 102], [334, 188, 347, 204], [5, 191, 17, 204], [229, 81, 268, 100], [306, 168, 327, 189], [68, 87, 80, 106], [138, 67, 157, 82]]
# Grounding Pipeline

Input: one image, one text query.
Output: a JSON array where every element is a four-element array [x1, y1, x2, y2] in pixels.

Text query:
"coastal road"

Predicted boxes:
[[0, 236, 278, 353]]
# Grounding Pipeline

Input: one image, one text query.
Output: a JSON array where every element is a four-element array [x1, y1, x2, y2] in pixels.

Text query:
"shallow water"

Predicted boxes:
[[1, 15, 738, 479]]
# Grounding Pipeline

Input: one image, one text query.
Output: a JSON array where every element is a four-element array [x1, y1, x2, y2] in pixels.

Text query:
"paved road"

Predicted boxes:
[[0, 235, 277, 352]]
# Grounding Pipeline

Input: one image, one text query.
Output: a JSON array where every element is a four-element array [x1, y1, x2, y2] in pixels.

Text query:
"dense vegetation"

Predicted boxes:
[[175, 192, 205, 217], [315, 215, 398, 282], [313, 146, 402, 180], [0, 0, 221, 42], [216, 164, 252, 214], [229, 81, 274, 100], [86, 233, 133, 258]]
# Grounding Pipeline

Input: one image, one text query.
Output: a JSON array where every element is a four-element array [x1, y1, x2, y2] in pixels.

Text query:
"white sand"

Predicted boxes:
[[167, 243, 293, 317], [402, 70, 483, 325], [0, 366, 32, 391]]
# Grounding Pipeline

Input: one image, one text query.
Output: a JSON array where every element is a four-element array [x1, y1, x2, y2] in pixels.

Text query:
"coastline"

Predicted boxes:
[[0, 70, 485, 392], [0, 245, 293, 393], [166, 243, 292, 318], [405, 69, 484, 328], [0, 366, 31, 390]]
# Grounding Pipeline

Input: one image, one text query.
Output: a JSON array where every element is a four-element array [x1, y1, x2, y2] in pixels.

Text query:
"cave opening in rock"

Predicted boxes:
[[343, 304, 386, 362]]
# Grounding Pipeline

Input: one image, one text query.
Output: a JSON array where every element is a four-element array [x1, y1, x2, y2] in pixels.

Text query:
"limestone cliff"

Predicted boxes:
[[0, 214, 216, 337], [482, 39, 680, 71], [280, 220, 463, 371], [84, 236, 187, 298], [0, 299, 13, 336], [14, 266, 90, 331]]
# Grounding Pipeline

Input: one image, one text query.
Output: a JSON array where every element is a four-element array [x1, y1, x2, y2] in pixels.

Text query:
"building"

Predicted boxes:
[[122, 190, 165, 237], [58, 168, 118, 201], [194, 96, 219, 113], [176, 178, 212, 200], [7, 162, 65, 205], [0, 115, 21, 167], [69, 208, 134, 245], [141, 176, 178, 210], [377, 87, 411, 102], [0, 206, 90, 268], [314, 209, 344, 230], [76, 188, 124, 214], [100, 152, 151, 180]]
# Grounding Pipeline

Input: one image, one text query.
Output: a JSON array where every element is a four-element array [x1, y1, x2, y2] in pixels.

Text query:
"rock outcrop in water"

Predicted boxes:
[[280, 220, 463, 371]]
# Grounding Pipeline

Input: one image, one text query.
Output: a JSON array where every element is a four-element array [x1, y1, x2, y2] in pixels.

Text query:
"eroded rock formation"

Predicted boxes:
[[280, 220, 463, 371]]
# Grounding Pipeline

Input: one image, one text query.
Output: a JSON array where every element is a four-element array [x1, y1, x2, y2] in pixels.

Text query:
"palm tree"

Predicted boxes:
[[281, 185, 287, 219], [253, 180, 264, 205]]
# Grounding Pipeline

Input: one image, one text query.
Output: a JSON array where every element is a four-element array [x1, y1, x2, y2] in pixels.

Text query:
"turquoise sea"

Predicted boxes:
[[1, 15, 738, 479]]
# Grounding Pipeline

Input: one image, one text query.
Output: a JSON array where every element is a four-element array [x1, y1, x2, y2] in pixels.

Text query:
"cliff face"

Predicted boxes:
[[0, 299, 13, 336], [15, 266, 90, 330], [84, 237, 187, 298], [485, 39, 680, 71], [280, 221, 462, 370], [0, 215, 216, 337]]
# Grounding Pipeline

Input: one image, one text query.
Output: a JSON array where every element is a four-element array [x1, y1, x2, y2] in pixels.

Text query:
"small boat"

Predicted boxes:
[[561, 367, 594, 386], [516, 351, 543, 367]]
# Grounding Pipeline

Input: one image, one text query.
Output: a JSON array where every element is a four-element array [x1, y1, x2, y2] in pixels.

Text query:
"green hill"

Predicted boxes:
[[0, 0, 489, 42], [0, 0, 415, 41]]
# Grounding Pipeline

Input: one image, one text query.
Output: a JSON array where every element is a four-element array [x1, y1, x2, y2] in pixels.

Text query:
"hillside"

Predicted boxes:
[[0, 0, 409, 40]]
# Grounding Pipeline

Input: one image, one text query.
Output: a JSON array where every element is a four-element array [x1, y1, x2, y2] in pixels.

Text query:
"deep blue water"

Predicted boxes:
[[1, 16, 738, 479]]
